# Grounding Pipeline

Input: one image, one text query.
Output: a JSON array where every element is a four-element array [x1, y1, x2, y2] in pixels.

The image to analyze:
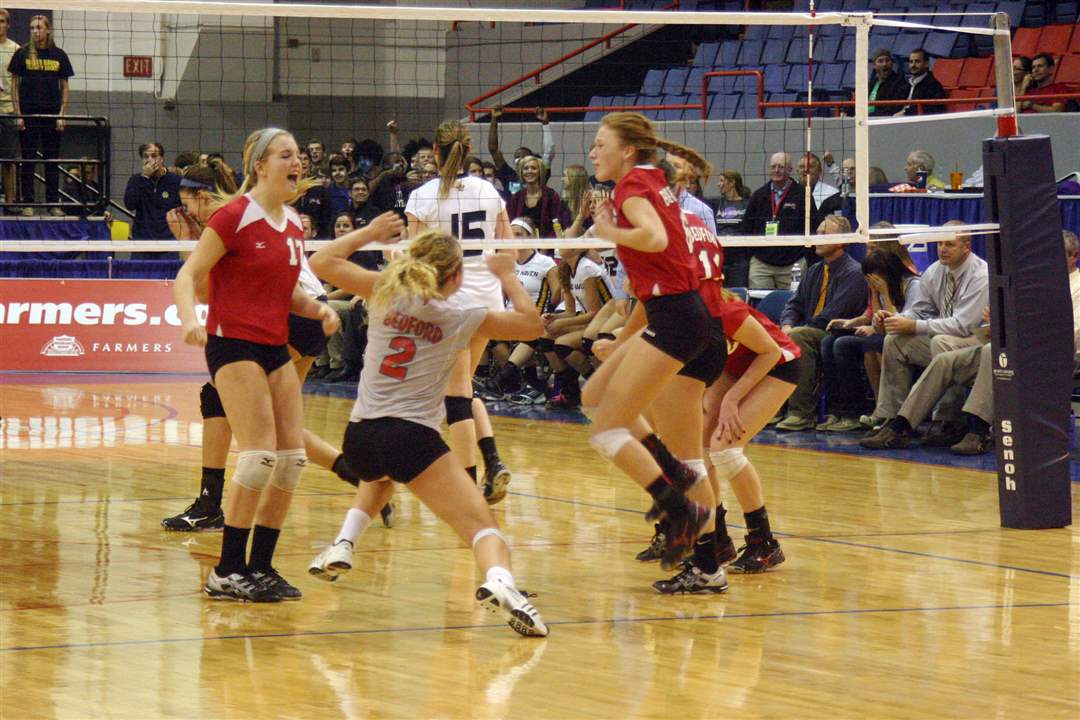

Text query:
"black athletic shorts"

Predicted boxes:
[[641, 291, 710, 364], [288, 314, 328, 358], [678, 317, 728, 385], [204, 335, 292, 380], [768, 355, 801, 384], [343, 417, 450, 484]]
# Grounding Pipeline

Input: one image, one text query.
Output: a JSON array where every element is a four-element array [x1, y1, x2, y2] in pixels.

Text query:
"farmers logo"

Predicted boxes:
[[41, 335, 85, 357]]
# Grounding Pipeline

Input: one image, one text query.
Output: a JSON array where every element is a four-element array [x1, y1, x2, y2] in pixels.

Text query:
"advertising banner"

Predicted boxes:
[[0, 279, 209, 373]]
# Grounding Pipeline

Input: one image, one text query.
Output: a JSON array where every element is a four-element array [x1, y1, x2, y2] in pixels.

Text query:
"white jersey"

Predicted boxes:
[[406, 175, 507, 312], [351, 297, 487, 431], [570, 256, 611, 312], [297, 253, 325, 300], [514, 251, 557, 310]]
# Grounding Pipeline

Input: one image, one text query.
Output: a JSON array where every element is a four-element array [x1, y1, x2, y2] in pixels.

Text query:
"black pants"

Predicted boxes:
[[19, 117, 62, 204]]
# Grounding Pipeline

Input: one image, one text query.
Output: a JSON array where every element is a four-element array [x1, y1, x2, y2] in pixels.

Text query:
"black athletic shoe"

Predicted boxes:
[[483, 460, 512, 505], [162, 497, 224, 531], [636, 523, 666, 562], [661, 502, 711, 570], [728, 537, 785, 574], [652, 561, 729, 594], [716, 535, 738, 565], [250, 567, 302, 600]]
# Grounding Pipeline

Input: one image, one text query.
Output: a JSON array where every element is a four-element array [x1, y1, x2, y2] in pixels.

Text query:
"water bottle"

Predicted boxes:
[[790, 263, 802, 292]]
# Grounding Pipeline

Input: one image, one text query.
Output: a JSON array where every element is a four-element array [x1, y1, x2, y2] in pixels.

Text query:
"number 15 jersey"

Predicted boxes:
[[351, 297, 487, 431], [205, 193, 305, 346]]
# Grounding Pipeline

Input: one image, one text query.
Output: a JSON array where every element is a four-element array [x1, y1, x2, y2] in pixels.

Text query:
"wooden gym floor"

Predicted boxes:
[[1, 374, 1077, 719]]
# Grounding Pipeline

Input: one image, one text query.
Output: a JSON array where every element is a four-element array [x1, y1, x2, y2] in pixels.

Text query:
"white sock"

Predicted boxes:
[[335, 508, 372, 545], [485, 565, 516, 591]]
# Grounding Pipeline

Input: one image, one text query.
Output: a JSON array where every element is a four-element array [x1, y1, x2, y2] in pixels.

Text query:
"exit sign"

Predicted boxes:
[[122, 56, 153, 78]]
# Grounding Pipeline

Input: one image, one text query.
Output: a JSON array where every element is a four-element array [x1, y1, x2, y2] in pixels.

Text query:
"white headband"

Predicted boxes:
[[247, 127, 288, 178], [510, 217, 535, 234]]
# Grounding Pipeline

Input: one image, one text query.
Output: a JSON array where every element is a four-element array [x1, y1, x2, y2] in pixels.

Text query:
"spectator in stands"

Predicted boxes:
[[173, 150, 200, 173], [903, 149, 945, 189], [369, 150, 410, 218], [123, 142, 182, 240], [869, 166, 889, 187], [667, 151, 716, 233], [1012, 55, 1033, 104], [63, 157, 102, 207], [348, 177, 381, 230], [859, 221, 989, 435], [488, 105, 555, 194], [339, 136, 358, 173], [773, 216, 869, 431], [409, 141, 434, 173], [817, 248, 920, 432], [0, 9, 18, 212], [294, 152, 332, 237], [326, 153, 352, 219], [561, 164, 589, 230], [867, 47, 908, 117], [466, 156, 484, 178], [797, 152, 841, 215], [307, 138, 329, 177], [715, 169, 752, 289], [8, 14, 73, 216], [898, 48, 946, 116], [740, 151, 817, 289], [507, 155, 570, 239], [1018, 53, 1069, 114], [310, 212, 362, 383], [419, 162, 438, 184], [353, 138, 384, 183]]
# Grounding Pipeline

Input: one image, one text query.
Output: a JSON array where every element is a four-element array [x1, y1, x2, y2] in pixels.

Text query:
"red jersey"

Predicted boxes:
[[684, 211, 725, 316], [717, 298, 800, 377], [205, 194, 305, 346], [613, 166, 699, 302]]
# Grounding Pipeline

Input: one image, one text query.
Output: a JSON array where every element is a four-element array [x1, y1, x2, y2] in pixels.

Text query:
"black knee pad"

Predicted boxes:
[[445, 395, 474, 425], [597, 332, 616, 342], [535, 337, 555, 353], [553, 343, 574, 360], [580, 337, 595, 357], [199, 382, 226, 419]]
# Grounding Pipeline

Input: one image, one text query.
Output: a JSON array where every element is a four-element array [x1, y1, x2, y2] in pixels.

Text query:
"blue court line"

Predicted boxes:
[[2, 600, 1073, 654], [508, 490, 1078, 581]]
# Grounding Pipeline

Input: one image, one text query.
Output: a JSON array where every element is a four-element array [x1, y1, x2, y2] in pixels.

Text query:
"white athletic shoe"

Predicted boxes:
[[308, 539, 354, 582], [476, 579, 549, 637]]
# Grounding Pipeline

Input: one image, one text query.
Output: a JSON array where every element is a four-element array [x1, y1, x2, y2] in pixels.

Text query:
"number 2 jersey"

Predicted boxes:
[[205, 193, 305, 346], [351, 297, 487, 431]]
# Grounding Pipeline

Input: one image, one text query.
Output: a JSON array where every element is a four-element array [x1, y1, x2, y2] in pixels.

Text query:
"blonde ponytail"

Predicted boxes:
[[369, 229, 463, 310], [600, 112, 712, 184], [434, 120, 471, 200], [657, 139, 713, 186]]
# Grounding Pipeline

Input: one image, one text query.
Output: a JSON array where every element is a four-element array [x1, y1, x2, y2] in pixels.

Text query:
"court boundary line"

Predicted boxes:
[[2, 600, 1073, 654]]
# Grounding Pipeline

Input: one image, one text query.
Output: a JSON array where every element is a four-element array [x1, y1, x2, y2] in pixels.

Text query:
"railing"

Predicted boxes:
[[464, 0, 681, 120]]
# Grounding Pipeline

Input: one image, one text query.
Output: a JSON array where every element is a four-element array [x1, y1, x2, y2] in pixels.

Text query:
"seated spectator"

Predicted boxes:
[[294, 147, 332, 237], [859, 221, 989, 432], [901, 149, 945, 190], [561, 164, 589, 231], [465, 155, 484, 177], [864, 229, 1080, 452], [306, 138, 329, 178], [867, 47, 908, 117], [1012, 55, 1032, 106], [869, 166, 890, 188], [123, 141, 182, 241], [173, 150, 200, 173], [310, 213, 363, 382], [714, 169, 752, 289], [898, 48, 946, 116], [348, 177, 381, 230], [797, 152, 842, 216], [740, 151, 818, 289], [1018, 53, 1070, 114], [772, 215, 869, 431], [817, 248, 920, 432], [507, 155, 570, 239], [326, 153, 353, 219]]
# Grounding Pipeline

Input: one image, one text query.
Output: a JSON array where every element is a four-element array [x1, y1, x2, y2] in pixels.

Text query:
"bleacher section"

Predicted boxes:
[[581, 1, 1079, 120]]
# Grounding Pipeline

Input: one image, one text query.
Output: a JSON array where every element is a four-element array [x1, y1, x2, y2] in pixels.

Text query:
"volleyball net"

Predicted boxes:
[[0, 0, 1031, 257]]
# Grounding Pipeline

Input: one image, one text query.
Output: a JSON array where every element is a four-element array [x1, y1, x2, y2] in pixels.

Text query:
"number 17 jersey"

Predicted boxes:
[[351, 297, 487, 431]]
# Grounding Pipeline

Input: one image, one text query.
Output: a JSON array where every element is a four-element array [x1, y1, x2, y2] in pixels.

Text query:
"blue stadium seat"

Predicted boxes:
[[764, 92, 797, 118], [738, 39, 764, 66], [841, 62, 855, 89], [687, 66, 705, 97], [662, 67, 689, 94], [762, 38, 790, 64], [693, 41, 720, 67], [815, 37, 841, 63], [923, 31, 960, 58], [892, 31, 927, 57], [719, 41, 740, 67], [997, 1, 1025, 27], [785, 64, 809, 92], [641, 69, 667, 95], [786, 37, 808, 64], [817, 62, 846, 92], [1056, 2, 1079, 23], [708, 93, 740, 120], [764, 65, 789, 93], [660, 93, 692, 120], [757, 290, 793, 324], [636, 94, 663, 120], [767, 25, 797, 40], [745, 25, 769, 41], [960, 3, 995, 27]]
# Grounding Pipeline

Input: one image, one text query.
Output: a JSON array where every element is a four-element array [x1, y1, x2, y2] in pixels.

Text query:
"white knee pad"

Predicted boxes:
[[269, 449, 307, 492], [471, 527, 510, 550], [590, 427, 634, 459], [685, 458, 708, 485], [232, 450, 277, 492], [709, 447, 749, 484]]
